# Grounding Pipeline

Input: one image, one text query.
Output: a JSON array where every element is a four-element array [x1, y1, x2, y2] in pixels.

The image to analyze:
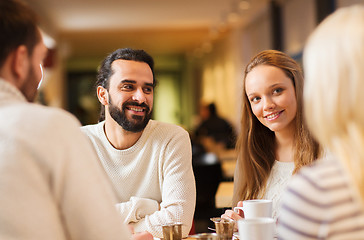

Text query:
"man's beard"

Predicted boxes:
[[21, 64, 39, 102], [108, 96, 152, 133]]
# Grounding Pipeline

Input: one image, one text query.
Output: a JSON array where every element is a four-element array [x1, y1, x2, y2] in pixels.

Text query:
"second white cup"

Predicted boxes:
[[238, 217, 275, 240], [233, 199, 272, 219]]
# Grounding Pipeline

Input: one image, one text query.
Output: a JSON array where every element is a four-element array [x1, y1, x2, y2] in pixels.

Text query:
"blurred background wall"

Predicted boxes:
[[28, 0, 362, 133]]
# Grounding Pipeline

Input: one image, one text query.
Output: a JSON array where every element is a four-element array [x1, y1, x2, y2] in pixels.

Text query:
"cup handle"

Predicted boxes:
[[233, 207, 244, 213]]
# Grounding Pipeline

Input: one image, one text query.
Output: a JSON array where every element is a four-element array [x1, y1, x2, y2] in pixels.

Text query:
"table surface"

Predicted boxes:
[[221, 160, 236, 179], [215, 181, 234, 208]]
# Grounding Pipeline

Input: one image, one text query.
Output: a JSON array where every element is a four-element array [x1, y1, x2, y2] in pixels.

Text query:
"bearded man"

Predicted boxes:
[[81, 48, 196, 238]]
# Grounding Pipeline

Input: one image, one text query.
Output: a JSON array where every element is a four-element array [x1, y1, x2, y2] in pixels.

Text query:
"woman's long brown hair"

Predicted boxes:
[[232, 50, 321, 206]]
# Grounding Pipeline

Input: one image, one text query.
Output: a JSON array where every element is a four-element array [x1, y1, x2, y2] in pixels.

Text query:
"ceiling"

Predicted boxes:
[[25, 0, 267, 58]]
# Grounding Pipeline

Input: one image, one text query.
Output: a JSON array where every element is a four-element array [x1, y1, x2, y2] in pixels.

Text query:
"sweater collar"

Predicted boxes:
[[0, 78, 27, 103], [98, 119, 154, 152]]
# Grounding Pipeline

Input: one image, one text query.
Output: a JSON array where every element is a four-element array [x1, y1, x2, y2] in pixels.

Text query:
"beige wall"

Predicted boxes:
[[38, 44, 67, 108], [198, 4, 272, 132], [283, 0, 316, 56], [196, 0, 324, 133], [337, 0, 364, 7]]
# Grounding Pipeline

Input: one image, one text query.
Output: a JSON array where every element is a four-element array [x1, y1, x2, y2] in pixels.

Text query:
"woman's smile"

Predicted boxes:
[[264, 110, 284, 121]]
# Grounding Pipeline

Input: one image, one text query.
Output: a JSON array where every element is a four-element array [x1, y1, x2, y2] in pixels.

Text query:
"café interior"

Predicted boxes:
[[26, 0, 362, 234]]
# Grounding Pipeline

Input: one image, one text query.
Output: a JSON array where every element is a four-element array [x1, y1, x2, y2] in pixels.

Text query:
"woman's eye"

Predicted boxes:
[[250, 96, 260, 103], [273, 88, 283, 94]]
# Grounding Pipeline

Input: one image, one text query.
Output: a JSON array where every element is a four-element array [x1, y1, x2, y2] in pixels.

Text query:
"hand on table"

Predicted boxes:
[[128, 225, 153, 240], [221, 201, 244, 231], [132, 231, 153, 240]]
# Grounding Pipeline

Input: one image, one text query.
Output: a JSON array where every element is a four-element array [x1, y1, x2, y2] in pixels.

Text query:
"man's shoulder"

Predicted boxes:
[[147, 120, 188, 135], [81, 122, 103, 135], [5, 103, 80, 129], [80, 122, 107, 147], [0, 103, 86, 147]]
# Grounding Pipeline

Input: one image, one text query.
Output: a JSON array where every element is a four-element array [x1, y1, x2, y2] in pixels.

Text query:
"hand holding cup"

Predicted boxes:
[[233, 199, 272, 219]]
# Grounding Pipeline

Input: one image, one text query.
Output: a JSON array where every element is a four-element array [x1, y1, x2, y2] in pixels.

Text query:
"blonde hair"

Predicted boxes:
[[232, 50, 321, 206], [304, 5, 364, 205]]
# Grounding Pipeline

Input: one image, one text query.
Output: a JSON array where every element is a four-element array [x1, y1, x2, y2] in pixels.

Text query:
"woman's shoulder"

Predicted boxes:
[[300, 155, 341, 178], [286, 156, 344, 198]]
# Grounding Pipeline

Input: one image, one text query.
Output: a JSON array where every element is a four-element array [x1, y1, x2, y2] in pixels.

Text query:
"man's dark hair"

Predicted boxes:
[[97, 48, 156, 121], [97, 48, 156, 90], [0, 0, 41, 67]]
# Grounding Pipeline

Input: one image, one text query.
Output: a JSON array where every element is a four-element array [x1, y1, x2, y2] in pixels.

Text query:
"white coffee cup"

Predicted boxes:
[[234, 199, 272, 218], [237, 217, 275, 240]]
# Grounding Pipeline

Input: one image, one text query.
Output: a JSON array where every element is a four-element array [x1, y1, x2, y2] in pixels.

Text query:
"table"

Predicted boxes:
[[215, 181, 234, 208], [221, 160, 236, 180], [217, 149, 237, 162]]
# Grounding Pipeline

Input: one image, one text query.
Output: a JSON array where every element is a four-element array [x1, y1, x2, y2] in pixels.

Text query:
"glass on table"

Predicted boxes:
[[210, 217, 234, 240]]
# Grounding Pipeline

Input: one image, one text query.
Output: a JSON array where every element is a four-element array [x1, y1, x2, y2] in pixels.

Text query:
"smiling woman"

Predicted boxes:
[[221, 50, 323, 223], [245, 65, 297, 135]]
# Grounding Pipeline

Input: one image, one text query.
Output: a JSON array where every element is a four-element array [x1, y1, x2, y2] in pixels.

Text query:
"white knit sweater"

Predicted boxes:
[[0, 79, 131, 240], [81, 120, 196, 238], [261, 160, 295, 220]]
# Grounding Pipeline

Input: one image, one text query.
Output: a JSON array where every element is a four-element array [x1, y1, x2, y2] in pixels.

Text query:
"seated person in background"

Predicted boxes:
[[194, 102, 236, 150], [81, 48, 196, 238], [277, 5, 364, 239], [0, 1, 151, 239], [221, 50, 323, 223]]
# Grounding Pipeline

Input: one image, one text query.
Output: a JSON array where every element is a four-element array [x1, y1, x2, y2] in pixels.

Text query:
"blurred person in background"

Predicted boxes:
[[194, 102, 236, 150], [81, 48, 196, 238], [221, 50, 322, 224], [0, 1, 152, 239], [277, 5, 364, 239]]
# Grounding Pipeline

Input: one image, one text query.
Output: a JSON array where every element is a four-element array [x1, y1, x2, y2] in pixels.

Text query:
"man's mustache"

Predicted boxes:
[[123, 101, 150, 112]]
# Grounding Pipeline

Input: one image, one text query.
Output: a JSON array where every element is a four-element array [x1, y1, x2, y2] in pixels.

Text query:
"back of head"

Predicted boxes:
[[0, 0, 40, 67], [304, 5, 364, 148], [304, 5, 364, 202]]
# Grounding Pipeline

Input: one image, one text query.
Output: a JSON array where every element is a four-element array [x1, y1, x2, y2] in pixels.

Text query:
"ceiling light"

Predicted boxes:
[[227, 12, 240, 23], [40, 29, 56, 49], [239, 1, 251, 10]]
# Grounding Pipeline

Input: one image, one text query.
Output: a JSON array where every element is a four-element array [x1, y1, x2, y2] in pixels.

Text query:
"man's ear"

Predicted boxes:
[[97, 86, 109, 106], [12, 45, 29, 83]]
